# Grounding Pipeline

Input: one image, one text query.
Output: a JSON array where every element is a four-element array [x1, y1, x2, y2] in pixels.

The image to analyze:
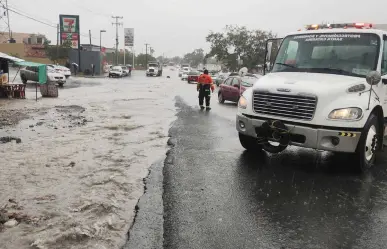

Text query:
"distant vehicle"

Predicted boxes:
[[20, 66, 66, 87], [48, 64, 71, 79], [209, 71, 218, 82], [146, 61, 162, 76], [181, 71, 189, 81], [109, 66, 123, 78], [104, 64, 113, 73], [179, 67, 189, 77], [181, 63, 190, 69], [218, 75, 256, 103], [187, 71, 200, 83], [121, 66, 129, 76], [214, 73, 230, 86]]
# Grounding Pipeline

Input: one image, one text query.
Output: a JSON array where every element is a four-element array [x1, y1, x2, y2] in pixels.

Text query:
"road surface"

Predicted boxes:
[[2, 69, 387, 249], [127, 68, 387, 249]]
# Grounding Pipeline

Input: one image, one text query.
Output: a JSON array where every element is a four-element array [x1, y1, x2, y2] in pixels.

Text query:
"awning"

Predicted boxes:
[[15, 61, 45, 67], [14, 61, 47, 84], [0, 52, 25, 62]]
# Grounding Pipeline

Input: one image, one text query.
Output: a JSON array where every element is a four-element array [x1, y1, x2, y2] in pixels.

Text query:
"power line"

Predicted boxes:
[[6, 3, 57, 27], [2, 4, 56, 28], [2, 4, 98, 41], [68, 0, 110, 19]]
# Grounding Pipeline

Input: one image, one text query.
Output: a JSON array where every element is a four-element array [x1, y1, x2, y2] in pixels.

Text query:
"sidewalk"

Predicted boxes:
[[72, 74, 107, 79]]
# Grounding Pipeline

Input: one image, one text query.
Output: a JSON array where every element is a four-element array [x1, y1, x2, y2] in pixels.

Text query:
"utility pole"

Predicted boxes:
[[5, 0, 11, 40], [132, 47, 135, 67], [145, 43, 149, 69], [112, 16, 123, 65], [89, 30, 92, 48], [56, 24, 59, 58]]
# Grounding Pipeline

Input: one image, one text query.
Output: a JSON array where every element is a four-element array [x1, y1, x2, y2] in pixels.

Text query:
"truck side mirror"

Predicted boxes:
[[366, 71, 381, 85]]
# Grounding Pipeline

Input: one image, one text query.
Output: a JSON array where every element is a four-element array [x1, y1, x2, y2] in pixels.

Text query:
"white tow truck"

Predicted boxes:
[[236, 23, 387, 172]]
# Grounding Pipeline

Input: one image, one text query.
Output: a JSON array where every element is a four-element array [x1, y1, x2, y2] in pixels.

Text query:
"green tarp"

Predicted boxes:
[[15, 61, 47, 84]]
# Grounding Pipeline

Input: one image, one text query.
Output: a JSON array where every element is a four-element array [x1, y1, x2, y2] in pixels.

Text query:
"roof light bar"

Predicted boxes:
[[305, 23, 373, 30]]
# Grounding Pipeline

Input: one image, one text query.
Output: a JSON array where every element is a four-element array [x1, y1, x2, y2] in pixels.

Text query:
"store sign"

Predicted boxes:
[[124, 28, 134, 47], [59, 15, 80, 49]]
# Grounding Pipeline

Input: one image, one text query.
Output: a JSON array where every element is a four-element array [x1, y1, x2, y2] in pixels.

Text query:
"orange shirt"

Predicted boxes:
[[198, 74, 213, 84], [197, 74, 215, 91]]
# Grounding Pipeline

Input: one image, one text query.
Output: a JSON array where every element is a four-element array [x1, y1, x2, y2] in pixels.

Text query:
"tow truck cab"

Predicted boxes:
[[146, 61, 163, 77], [236, 23, 387, 172]]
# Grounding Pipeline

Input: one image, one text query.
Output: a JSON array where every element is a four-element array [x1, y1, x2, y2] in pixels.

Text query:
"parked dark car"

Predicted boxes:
[[187, 71, 200, 83], [218, 76, 257, 103]]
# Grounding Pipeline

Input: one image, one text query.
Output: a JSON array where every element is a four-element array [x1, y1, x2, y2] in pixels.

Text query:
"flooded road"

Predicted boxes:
[[2, 68, 387, 249], [160, 84, 387, 249], [0, 71, 177, 249]]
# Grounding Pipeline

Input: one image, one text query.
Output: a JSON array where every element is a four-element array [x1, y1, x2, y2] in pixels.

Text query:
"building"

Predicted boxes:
[[0, 32, 51, 64], [81, 44, 115, 53]]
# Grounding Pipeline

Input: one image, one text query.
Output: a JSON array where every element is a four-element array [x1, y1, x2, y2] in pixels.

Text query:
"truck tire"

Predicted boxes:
[[354, 113, 380, 172], [21, 75, 27, 84], [58, 83, 64, 87], [239, 133, 262, 151]]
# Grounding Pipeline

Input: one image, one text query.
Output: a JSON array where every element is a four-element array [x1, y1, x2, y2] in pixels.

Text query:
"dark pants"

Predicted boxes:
[[198, 84, 211, 107]]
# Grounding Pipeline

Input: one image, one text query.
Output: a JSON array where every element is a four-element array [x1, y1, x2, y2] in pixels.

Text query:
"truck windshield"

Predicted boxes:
[[149, 64, 158, 67], [272, 33, 380, 78]]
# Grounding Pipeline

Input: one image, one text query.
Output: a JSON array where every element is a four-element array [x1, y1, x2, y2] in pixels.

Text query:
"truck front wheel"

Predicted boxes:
[[354, 114, 380, 172], [239, 133, 262, 151]]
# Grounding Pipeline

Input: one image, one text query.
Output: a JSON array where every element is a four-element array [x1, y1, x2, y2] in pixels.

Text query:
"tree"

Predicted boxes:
[[44, 40, 72, 64], [183, 49, 204, 67], [135, 53, 156, 66], [206, 25, 275, 71], [171, 56, 182, 64]]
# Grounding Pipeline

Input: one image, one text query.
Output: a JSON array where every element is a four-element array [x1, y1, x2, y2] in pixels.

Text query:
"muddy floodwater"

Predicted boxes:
[[0, 72, 177, 249]]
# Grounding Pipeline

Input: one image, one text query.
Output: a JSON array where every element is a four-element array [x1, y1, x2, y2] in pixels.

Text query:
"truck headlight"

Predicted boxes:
[[238, 96, 248, 109], [328, 108, 363, 120]]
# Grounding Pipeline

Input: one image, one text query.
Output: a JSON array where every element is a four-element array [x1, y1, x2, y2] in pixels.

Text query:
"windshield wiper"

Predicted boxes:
[[275, 63, 296, 68]]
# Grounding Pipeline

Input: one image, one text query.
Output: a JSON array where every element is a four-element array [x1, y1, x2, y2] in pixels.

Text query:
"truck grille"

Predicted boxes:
[[253, 91, 317, 121], [149, 69, 154, 72]]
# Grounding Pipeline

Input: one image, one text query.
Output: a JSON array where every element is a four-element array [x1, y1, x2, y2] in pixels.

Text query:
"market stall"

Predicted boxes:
[[0, 52, 49, 101], [0, 53, 26, 99]]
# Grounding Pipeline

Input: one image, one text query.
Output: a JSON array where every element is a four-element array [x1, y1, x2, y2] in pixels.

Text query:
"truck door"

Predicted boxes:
[[382, 35, 387, 116], [264, 38, 283, 75]]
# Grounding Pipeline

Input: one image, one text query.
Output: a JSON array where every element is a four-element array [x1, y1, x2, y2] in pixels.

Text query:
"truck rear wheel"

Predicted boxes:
[[21, 76, 27, 84], [239, 133, 262, 151], [354, 114, 380, 172]]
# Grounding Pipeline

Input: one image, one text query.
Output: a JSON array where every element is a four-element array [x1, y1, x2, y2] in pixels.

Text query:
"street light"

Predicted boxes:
[[100, 30, 106, 52]]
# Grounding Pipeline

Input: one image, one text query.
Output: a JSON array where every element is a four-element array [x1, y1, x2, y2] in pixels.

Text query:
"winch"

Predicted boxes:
[[256, 120, 291, 153]]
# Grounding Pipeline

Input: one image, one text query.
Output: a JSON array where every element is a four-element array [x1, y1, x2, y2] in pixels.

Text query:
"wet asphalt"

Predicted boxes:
[[116, 70, 387, 249], [161, 96, 387, 249]]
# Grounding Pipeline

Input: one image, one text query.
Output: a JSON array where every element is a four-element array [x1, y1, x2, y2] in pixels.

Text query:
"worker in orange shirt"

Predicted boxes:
[[197, 69, 215, 110]]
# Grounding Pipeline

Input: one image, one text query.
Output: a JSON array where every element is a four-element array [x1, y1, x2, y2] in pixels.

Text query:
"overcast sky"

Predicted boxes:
[[6, 0, 387, 57]]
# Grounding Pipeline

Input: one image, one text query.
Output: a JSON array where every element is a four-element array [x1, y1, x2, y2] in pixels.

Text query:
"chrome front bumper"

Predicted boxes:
[[236, 114, 362, 153]]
